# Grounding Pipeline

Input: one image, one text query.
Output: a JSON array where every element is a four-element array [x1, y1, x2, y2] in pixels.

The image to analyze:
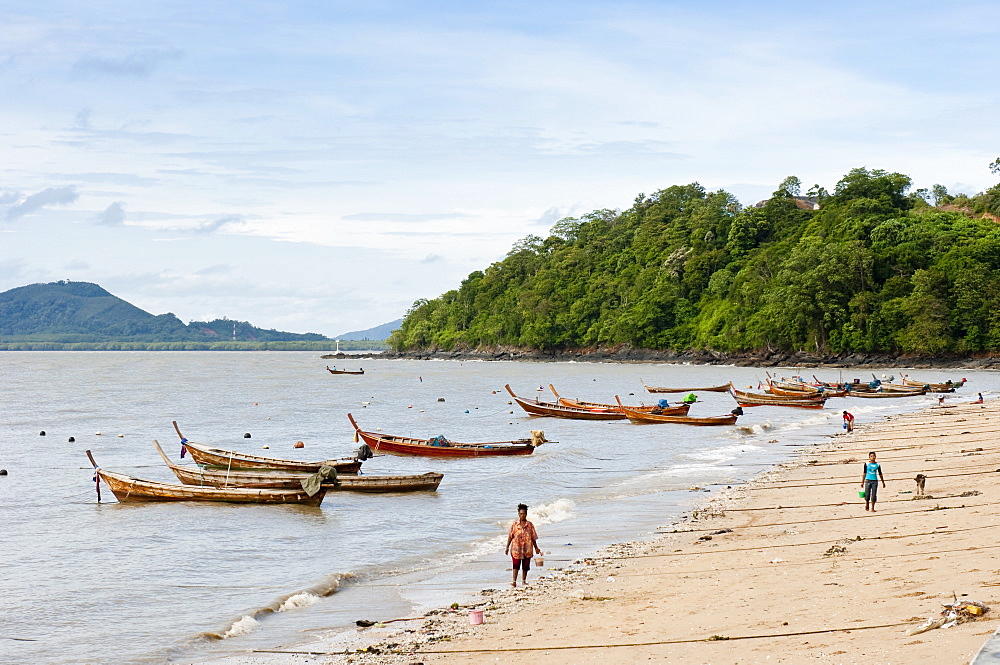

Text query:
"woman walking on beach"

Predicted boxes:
[[505, 503, 542, 587], [860, 452, 886, 512]]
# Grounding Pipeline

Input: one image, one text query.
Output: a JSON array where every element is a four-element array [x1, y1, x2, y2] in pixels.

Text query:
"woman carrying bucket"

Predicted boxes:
[[860, 452, 886, 512], [505, 503, 542, 587]]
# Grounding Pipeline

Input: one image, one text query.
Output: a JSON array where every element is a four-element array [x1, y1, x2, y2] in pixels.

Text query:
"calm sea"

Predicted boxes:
[[0, 352, 990, 664]]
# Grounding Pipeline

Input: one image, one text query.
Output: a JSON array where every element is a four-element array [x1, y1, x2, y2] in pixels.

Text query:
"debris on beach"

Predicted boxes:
[[906, 599, 989, 635]]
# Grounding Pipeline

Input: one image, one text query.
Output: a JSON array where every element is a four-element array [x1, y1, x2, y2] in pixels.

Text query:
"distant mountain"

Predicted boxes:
[[336, 318, 402, 341], [0, 281, 329, 343]]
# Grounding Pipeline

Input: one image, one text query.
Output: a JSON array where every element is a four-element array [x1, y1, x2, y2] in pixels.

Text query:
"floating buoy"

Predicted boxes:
[[39, 430, 46, 436], [68, 437, 75, 442], [244, 433, 252, 438], [293, 441, 304, 449]]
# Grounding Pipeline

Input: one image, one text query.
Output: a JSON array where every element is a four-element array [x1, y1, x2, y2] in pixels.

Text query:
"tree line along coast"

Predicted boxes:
[[389, 165, 1000, 361]]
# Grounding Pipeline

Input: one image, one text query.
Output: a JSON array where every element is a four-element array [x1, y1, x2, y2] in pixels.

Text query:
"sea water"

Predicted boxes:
[[0, 352, 990, 664]]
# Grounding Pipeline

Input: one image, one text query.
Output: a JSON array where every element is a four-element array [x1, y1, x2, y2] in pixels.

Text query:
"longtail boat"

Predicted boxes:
[[173, 422, 362, 473], [153, 440, 442, 492], [767, 380, 848, 398], [641, 380, 731, 394], [900, 375, 961, 392], [548, 384, 691, 415], [505, 385, 626, 420], [327, 366, 365, 375], [614, 397, 738, 425], [729, 384, 826, 409], [348, 413, 538, 457], [849, 389, 926, 399], [86, 451, 327, 505]]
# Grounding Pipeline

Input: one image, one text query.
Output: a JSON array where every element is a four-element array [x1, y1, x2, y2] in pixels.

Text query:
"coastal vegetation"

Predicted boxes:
[[390, 166, 1000, 357]]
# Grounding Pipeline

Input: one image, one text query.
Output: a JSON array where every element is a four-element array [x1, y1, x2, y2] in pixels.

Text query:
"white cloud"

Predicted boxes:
[[94, 202, 126, 226], [72, 48, 182, 78], [4, 186, 79, 221]]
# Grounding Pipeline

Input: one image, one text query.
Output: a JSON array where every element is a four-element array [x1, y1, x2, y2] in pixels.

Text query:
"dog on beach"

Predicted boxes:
[[915, 474, 927, 495]]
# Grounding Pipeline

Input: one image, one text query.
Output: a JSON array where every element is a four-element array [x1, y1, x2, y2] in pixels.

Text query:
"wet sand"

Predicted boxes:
[[205, 399, 1000, 664]]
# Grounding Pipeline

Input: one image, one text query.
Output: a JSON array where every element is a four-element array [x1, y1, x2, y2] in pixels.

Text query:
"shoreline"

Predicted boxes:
[[212, 398, 1000, 664], [339, 348, 1000, 370]]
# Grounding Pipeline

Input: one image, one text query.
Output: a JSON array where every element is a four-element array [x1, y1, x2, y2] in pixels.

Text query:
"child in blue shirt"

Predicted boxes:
[[860, 451, 886, 512]]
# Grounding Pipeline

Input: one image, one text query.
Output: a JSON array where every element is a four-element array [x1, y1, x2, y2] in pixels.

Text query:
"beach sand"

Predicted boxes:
[[206, 400, 1000, 664]]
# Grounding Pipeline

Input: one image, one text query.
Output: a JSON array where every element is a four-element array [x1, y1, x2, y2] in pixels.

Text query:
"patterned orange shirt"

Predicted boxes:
[[508, 519, 538, 559]]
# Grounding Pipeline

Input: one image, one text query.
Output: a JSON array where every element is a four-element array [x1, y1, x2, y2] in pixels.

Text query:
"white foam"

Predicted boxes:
[[278, 592, 321, 612], [221, 615, 258, 638], [682, 443, 762, 463], [528, 498, 575, 525]]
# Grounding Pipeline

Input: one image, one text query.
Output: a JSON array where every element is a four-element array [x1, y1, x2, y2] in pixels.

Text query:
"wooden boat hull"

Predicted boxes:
[[642, 381, 730, 394], [730, 384, 826, 406], [155, 441, 441, 491], [506, 385, 625, 420], [730, 386, 826, 409], [96, 468, 326, 505], [615, 397, 737, 425], [176, 428, 362, 473], [902, 377, 961, 391], [849, 390, 925, 398], [733, 396, 826, 409], [549, 384, 690, 415], [348, 413, 535, 457], [768, 383, 848, 398]]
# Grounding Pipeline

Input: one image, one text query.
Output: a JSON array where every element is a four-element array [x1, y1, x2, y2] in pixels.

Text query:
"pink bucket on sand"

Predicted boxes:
[[468, 609, 484, 625]]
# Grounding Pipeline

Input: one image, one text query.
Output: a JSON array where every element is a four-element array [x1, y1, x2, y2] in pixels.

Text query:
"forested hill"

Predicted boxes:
[[390, 168, 1000, 357], [0, 281, 328, 343]]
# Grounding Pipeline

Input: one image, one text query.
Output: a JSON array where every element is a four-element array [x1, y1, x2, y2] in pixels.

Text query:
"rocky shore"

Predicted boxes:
[[325, 346, 1000, 369]]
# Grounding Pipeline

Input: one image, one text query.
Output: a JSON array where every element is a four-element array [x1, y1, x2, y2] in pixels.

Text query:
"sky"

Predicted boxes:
[[2, 1, 999, 336]]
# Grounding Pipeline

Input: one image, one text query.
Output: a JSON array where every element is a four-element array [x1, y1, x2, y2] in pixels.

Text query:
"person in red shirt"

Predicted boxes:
[[505, 503, 542, 587], [842, 410, 855, 432]]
